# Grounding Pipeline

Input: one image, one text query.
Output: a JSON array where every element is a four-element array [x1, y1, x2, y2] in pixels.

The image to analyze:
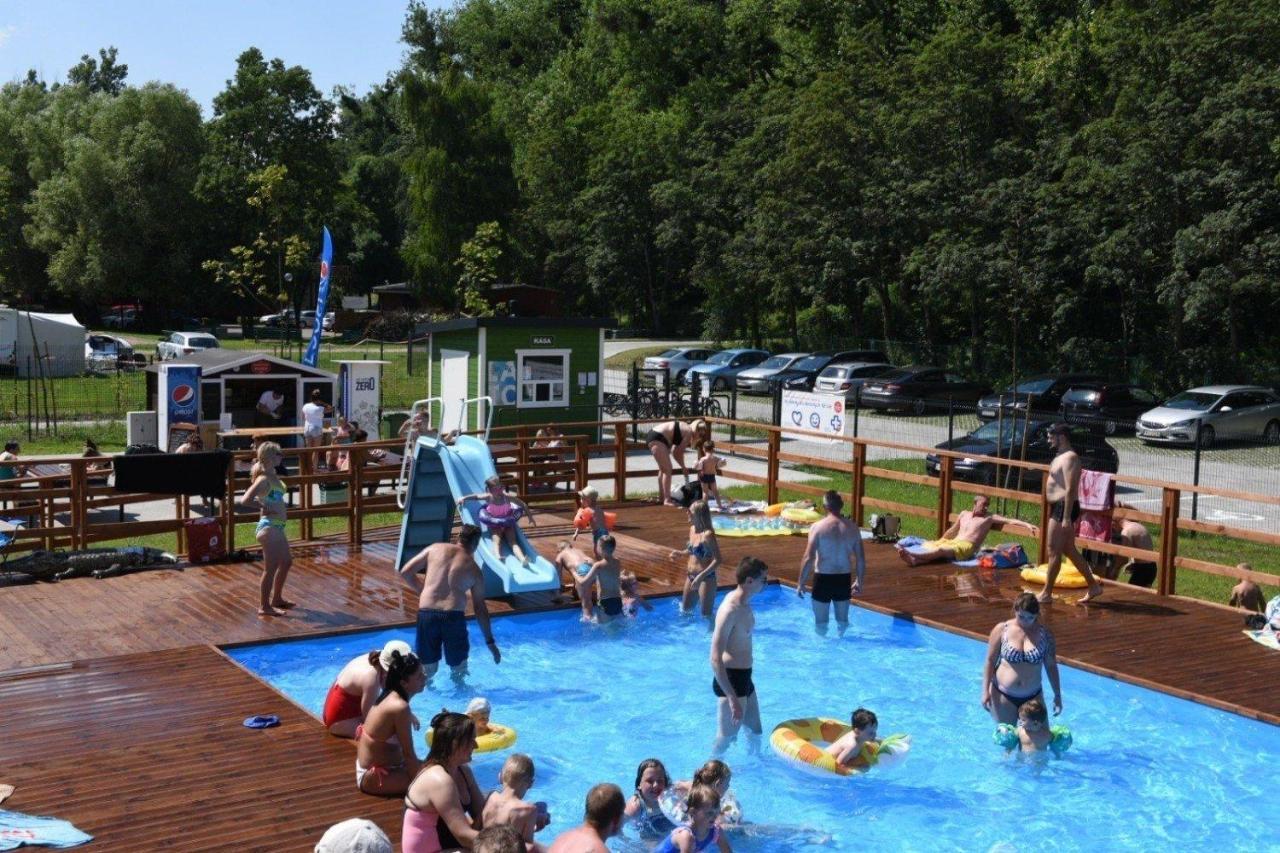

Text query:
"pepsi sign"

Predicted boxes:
[[162, 364, 201, 424]]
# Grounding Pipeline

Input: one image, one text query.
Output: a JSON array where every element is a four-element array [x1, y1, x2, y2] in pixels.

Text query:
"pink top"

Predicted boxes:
[[402, 803, 442, 853], [485, 498, 514, 518]]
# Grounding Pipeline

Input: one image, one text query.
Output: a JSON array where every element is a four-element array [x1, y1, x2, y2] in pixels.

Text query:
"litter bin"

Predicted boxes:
[[382, 411, 409, 440]]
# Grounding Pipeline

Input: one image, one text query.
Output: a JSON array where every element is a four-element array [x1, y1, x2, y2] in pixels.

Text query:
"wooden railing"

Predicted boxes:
[[6, 418, 1277, 602]]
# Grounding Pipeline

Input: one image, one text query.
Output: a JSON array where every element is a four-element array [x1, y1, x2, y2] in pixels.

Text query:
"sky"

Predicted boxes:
[[0, 0, 446, 114]]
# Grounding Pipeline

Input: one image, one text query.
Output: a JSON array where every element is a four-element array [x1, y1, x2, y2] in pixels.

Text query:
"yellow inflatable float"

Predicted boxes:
[[780, 503, 822, 529], [428, 722, 517, 753], [1020, 558, 1088, 589], [770, 718, 910, 777]]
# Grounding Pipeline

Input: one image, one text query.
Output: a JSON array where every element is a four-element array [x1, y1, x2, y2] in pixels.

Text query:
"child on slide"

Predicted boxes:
[[461, 475, 536, 566]]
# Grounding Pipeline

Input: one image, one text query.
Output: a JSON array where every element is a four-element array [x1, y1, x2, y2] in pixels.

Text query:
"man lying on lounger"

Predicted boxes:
[[897, 495, 1038, 566]]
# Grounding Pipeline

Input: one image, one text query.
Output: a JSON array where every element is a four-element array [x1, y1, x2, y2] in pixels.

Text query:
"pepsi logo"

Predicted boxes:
[[171, 384, 195, 405], [320, 260, 330, 279]]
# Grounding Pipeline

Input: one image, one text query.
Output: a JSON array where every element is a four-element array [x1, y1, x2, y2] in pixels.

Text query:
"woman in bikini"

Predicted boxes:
[[402, 710, 486, 852], [669, 500, 721, 618], [240, 441, 293, 616], [981, 592, 1061, 724], [647, 419, 711, 507], [355, 648, 426, 796], [323, 639, 412, 738]]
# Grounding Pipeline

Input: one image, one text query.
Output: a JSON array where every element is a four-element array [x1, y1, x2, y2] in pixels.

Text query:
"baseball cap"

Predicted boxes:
[[378, 640, 412, 670], [314, 818, 391, 853]]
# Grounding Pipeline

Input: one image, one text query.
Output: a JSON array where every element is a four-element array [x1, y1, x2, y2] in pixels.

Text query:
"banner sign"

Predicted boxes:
[[488, 360, 517, 406], [339, 361, 381, 434], [302, 225, 333, 368], [780, 389, 846, 440], [158, 362, 201, 449]]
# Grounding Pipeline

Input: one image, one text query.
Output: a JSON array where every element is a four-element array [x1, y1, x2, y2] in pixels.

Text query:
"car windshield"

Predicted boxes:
[[1163, 391, 1217, 411], [1063, 388, 1101, 404], [188, 337, 218, 349], [705, 352, 734, 365], [819, 366, 848, 379], [874, 369, 914, 383], [656, 349, 680, 358], [90, 338, 119, 354], [758, 356, 792, 370], [969, 420, 1031, 445], [1007, 378, 1055, 395], [794, 356, 831, 372]]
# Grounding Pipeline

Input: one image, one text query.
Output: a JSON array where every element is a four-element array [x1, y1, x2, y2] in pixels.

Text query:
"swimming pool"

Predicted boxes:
[[228, 587, 1280, 851]]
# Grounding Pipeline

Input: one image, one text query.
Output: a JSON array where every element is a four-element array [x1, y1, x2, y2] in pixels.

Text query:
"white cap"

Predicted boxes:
[[314, 818, 391, 853], [378, 640, 412, 671], [466, 696, 491, 715]]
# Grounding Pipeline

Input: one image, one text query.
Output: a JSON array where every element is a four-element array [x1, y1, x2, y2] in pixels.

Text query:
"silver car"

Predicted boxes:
[[735, 352, 809, 394], [641, 347, 716, 384], [814, 362, 895, 401], [1136, 385, 1280, 447]]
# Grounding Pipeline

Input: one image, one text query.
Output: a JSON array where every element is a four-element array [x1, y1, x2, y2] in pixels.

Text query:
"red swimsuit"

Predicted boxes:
[[322, 682, 364, 727]]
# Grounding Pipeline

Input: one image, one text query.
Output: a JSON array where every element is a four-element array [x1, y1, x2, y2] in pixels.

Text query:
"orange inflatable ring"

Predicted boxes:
[[573, 507, 617, 532]]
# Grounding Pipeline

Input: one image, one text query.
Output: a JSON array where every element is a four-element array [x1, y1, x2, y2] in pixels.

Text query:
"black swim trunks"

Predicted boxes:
[[645, 429, 669, 448], [1127, 561, 1157, 588], [1049, 500, 1081, 524], [699, 473, 717, 485], [713, 667, 755, 699], [416, 608, 469, 667], [599, 596, 623, 617], [811, 572, 852, 604]]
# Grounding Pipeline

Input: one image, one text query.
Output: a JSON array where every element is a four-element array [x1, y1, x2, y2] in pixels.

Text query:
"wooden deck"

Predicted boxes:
[[1, 501, 1277, 850]]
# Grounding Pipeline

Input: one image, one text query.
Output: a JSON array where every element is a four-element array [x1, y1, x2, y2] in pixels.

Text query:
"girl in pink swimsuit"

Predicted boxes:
[[402, 711, 484, 852], [461, 475, 536, 566]]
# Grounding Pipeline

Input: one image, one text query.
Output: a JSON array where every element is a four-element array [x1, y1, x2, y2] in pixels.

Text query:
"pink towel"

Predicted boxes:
[[1077, 470, 1115, 511], [1076, 510, 1112, 543]]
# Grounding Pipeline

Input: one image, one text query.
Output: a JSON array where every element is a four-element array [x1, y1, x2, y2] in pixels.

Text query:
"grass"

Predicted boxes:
[[712, 456, 1279, 606]]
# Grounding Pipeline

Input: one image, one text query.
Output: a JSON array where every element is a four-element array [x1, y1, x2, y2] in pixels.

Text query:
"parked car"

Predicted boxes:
[[101, 308, 139, 329], [925, 419, 1119, 488], [813, 362, 896, 400], [858, 366, 992, 415], [84, 333, 136, 373], [768, 349, 892, 393], [1136, 385, 1280, 447], [975, 373, 1105, 422], [156, 331, 220, 361], [641, 347, 716, 384], [736, 352, 810, 394], [684, 349, 771, 392], [258, 312, 298, 329], [299, 310, 336, 331], [1059, 383, 1162, 435]]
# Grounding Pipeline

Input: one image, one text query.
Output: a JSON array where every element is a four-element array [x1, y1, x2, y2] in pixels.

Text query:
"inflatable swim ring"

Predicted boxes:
[[1020, 558, 1088, 589], [764, 503, 785, 517], [428, 722, 517, 753], [573, 507, 617, 532], [770, 718, 910, 777], [478, 503, 524, 529], [993, 723, 1072, 755], [659, 788, 743, 826], [780, 507, 823, 527]]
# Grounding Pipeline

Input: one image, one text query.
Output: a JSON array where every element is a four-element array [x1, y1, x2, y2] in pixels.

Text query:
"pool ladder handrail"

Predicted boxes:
[[456, 395, 494, 444], [396, 396, 442, 509]]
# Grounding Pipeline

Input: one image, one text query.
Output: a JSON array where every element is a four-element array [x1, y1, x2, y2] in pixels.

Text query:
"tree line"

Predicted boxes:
[[1, 1, 1278, 390]]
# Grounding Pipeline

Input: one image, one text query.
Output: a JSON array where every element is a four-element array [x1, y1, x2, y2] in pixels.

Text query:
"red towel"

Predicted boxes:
[[1077, 470, 1115, 511]]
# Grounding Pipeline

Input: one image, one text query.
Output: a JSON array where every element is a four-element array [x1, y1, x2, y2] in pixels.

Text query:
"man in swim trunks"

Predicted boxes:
[[796, 490, 866, 634], [1038, 424, 1103, 604], [398, 524, 501, 681], [896, 494, 1038, 567], [576, 535, 624, 623], [710, 556, 768, 756]]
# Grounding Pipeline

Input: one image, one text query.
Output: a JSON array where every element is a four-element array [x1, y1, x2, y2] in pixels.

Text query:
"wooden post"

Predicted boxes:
[[1037, 480, 1050, 564], [351, 446, 364, 549], [851, 441, 867, 526], [613, 424, 626, 502], [1158, 487, 1180, 596], [937, 456, 953, 538], [176, 494, 187, 554], [300, 448, 313, 541], [70, 460, 86, 550], [224, 453, 237, 554], [517, 427, 529, 498], [766, 429, 781, 505]]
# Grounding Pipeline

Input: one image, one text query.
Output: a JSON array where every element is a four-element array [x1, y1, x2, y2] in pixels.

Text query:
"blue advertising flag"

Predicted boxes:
[[302, 226, 333, 367]]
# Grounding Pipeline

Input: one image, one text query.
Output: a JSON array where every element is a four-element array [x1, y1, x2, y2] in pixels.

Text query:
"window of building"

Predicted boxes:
[[516, 349, 570, 408]]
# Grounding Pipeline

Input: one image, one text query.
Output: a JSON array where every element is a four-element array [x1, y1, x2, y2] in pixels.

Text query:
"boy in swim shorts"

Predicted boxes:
[[555, 541, 597, 620], [576, 535, 624, 623], [695, 442, 726, 510], [825, 707, 879, 768]]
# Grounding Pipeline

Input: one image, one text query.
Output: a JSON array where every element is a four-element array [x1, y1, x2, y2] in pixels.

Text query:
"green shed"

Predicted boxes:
[[423, 316, 615, 435]]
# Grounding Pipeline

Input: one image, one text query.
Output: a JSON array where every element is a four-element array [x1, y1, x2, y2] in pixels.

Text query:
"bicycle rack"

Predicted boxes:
[[456, 395, 495, 444], [396, 396, 442, 509]]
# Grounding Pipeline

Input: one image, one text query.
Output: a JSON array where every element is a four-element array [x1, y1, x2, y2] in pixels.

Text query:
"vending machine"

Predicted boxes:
[[157, 362, 202, 451]]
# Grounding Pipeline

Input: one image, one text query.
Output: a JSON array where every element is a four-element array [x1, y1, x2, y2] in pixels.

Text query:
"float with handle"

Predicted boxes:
[[770, 718, 910, 777]]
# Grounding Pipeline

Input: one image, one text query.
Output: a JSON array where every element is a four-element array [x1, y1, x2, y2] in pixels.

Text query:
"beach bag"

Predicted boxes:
[[991, 543, 1029, 568], [671, 482, 702, 508], [871, 514, 901, 541]]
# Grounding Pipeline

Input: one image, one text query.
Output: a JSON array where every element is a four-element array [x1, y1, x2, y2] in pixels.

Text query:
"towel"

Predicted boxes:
[[1076, 511, 1112, 543], [112, 450, 231, 497], [1244, 630, 1280, 651], [0, 810, 92, 849], [1077, 470, 1115, 511]]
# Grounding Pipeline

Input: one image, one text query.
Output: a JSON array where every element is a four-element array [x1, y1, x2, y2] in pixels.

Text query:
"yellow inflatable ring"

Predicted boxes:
[[428, 722, 517, 753], [764, 503, 785, 517], [1020, 558, 1088, 589], [769, 718, 910, 777], [780, 507, 822, 526]]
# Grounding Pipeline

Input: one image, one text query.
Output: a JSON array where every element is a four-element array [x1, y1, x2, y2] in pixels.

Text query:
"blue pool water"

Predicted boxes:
[[228, 587, 1279, 851]]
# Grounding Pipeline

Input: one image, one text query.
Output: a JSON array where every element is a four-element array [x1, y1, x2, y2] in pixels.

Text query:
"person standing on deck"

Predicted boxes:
[[398, 524, 501, 682], [796, 490, 866, 634], [711, 557, 769, 756], [1037, 424, 1103, 604]]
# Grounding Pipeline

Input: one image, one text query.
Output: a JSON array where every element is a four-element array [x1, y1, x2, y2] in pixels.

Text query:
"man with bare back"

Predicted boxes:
[[399, 524, 502, 680], [711, 556, 769, 756], [797, 490, 866, 633], [897, 494, 1038, 567], [1037, 425, 1103, 604]]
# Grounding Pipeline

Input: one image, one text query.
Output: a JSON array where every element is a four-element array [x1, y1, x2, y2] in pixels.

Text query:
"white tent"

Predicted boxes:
[[0, 307, 87, 377]]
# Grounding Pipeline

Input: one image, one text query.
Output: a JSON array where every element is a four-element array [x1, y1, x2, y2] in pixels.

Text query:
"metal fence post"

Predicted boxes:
[[630, 363, 640, 442], [1191, 418, 1203, 522], [852, 386, 861, 438], [729, 387, 737, 444], [947, 397, 954, 445]]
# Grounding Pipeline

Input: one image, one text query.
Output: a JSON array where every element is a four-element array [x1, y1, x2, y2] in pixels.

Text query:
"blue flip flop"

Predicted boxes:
[[243, 714, 281, 729]]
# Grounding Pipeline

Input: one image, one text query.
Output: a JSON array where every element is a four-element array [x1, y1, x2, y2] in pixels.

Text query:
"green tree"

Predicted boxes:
[[67, 47, 129, 95]]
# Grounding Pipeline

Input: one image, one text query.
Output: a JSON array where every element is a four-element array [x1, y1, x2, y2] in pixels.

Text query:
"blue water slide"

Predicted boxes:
[[395, 434, 559, 597]]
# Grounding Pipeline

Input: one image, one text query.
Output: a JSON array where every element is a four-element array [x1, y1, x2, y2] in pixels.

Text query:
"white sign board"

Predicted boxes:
[[338, 361, 383, 435], [781, 390, 847, 440]]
